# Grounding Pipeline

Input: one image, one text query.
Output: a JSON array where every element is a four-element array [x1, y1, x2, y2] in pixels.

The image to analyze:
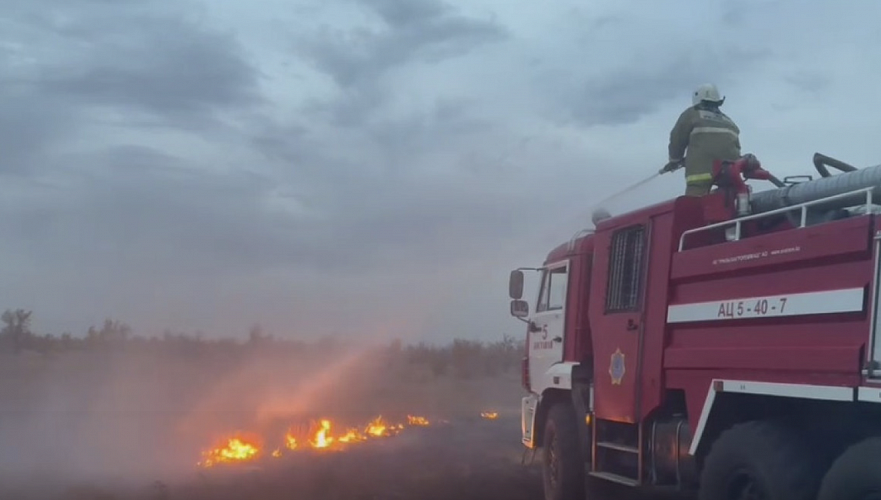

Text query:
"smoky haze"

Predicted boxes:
[[0, 333, 524, 497], [2, 0, 881, 497]]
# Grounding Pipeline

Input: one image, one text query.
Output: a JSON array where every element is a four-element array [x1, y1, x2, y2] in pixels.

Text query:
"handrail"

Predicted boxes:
[[678, 186, 877, 251], [568, 228, 594, 251]]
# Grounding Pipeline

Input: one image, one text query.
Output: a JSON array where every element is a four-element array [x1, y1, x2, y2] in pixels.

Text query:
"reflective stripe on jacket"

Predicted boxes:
[[668, 105, 741, 185]]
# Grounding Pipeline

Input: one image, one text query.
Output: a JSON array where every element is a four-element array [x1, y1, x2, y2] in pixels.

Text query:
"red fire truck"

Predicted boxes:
[[508, 153, 881, 500]]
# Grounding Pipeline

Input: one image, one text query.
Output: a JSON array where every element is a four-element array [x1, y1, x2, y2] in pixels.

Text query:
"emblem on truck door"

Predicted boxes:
[[609, 348, 625, 385]]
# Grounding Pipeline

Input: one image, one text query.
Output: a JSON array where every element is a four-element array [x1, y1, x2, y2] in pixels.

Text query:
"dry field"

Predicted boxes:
[[0, 337, 676, 500], [0, 338, 535, 500]]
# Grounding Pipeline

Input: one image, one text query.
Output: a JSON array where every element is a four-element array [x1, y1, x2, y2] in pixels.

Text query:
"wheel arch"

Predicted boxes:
[[689, 380, 881, 466], [535, 388, 573, 448]]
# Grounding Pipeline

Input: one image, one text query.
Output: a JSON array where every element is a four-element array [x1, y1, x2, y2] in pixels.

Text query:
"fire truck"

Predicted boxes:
[[507, 153, 881, 500]]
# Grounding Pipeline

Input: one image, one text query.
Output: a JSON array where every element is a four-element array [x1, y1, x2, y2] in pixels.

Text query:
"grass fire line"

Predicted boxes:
[[198, 414, 415, 468], [198, 411, 499, 468]]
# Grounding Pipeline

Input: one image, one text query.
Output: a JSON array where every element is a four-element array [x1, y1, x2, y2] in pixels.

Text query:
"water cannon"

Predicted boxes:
[[711, 153, 775, 217], [704, 152, 881, 230], [749, 153, 879, 217]]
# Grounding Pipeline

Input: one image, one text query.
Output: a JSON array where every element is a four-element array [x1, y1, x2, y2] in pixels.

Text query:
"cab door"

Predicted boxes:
[[529, 260, 569, 391], [590, 223, 649, 423]]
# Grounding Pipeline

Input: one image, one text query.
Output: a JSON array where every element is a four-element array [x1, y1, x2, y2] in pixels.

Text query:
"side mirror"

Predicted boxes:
[[510, 299, 529, 318], [508, 270, 524, 299]]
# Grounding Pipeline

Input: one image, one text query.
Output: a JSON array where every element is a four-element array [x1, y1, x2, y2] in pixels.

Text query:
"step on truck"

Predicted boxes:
[[508, 153, 881, 500]]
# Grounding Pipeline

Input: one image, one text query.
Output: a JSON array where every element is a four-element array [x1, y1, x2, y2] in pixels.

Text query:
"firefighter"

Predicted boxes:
[[660, 83, 742, 196]]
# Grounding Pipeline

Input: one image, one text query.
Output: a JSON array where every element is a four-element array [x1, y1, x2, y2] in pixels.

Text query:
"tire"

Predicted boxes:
[[817, 436, 881, 500], [542, 402, 585, 500], [697, 420, 822, 500]]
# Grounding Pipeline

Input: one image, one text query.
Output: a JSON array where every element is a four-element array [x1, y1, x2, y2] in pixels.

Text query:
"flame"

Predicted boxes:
[[198, 437, 260, 467], [199, 413, 433, 467], [338, 428, 364, 443], [407, 415, 429, 426], [365, 416, 389, 437], [311, 419, 334, 448], [480, 411, 499, 420], [285, 432, 298, 450]]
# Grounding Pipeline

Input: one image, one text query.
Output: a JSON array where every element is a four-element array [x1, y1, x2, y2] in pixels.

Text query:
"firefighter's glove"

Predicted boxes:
[[659, 160, 683, 174]]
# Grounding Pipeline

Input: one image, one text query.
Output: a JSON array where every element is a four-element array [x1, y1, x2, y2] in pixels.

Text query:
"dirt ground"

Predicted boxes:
[[0, 416, 537, 500], [0, 415, 679, 500]]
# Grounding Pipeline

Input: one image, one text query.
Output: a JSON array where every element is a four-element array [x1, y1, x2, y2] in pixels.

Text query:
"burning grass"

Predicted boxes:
[[174, 413, 540, 500], [199, 436, 261, 467], [197, 410, 499, 470], [407, 415, 430, 426], [0, 335, 524, 499], [197, 414, 430, 468]]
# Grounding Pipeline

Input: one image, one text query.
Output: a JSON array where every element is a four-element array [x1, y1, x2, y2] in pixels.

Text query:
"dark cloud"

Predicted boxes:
[[0, 1, 281, 279], [528, 3, 776, 129], [358, 0, 449, 26], [2, 0, 262, 138], [558, 45, 771, 128], [0, 129, 526, 282], [0, 91, 78, 175], [308, 0, 507, 87], [248, 95, 531, 274], [0, 147, 271, 273], [38, 24, 261, 122], [296, 0, 508, 126]]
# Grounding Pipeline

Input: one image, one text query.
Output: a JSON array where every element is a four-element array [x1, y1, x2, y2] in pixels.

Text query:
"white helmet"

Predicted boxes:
[[692, 83, 724, 106]]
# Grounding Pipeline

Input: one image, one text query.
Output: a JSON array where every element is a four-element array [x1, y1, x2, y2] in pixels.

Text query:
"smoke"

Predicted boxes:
[[0, 341, 388, 489], [0, 328, 524, 500]]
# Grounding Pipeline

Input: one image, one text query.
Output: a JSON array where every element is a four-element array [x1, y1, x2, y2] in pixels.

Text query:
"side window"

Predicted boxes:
[[605, 225, 647, 312], [536, 264, 568, 313], [536, 270, 550, 313], [547, 267, 568, 310]]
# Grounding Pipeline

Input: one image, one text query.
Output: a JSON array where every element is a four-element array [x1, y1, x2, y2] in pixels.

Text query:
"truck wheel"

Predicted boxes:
[[542, 403, 584, 500], [697, 420, 821, 500], [817, 436, 881, 500]]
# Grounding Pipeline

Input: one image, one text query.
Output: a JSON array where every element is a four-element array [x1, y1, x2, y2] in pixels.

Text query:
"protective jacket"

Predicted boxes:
[[668, 104, 741, 193]]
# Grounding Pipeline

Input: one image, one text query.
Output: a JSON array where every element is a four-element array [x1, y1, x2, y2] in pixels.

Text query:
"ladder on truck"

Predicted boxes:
[[589, 417, 643, 487]]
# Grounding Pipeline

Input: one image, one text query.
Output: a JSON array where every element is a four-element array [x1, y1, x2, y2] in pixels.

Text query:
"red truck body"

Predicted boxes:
[[510, 157, 881, 500], [550, 195, 871, 425]]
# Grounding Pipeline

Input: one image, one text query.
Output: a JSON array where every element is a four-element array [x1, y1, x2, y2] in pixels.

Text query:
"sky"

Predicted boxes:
[[0, 0, 880, 342]]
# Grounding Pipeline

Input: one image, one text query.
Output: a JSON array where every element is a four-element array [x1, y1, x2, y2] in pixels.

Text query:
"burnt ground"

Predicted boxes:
[[0, 415, 692, 500]]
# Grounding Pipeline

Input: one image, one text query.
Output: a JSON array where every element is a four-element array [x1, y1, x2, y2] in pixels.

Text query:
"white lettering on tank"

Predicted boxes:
[[712, 246, 801, 265]]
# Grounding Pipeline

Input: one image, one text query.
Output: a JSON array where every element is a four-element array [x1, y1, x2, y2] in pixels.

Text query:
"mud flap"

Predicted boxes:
[[570, 381, 593, 461], [522, 394, 539, 449]]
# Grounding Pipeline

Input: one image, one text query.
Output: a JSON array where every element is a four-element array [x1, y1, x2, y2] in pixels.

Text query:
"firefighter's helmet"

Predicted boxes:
[[692, 83, 725, 106]]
